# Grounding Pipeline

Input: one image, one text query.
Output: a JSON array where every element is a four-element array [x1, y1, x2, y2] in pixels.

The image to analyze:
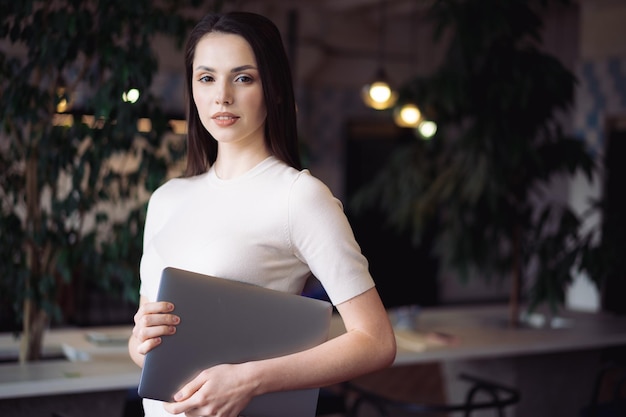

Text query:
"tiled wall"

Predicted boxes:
[[575, 55, 626, 158], [568, 54, 626, 311]]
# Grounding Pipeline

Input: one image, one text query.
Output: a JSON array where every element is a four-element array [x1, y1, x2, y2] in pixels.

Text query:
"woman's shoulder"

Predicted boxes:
[[148, 173, 208, 210], [291, 169, 333, 196], [153, 173, 206, 196], [286, 169, 343, 213], [262, 157, 324, 186]]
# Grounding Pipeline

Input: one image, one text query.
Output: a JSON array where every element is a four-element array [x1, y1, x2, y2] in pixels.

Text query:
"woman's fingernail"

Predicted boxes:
[[174, 392, 182, 401]]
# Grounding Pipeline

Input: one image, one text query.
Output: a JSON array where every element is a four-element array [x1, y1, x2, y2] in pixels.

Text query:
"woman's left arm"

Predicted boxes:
[[163, 287, 395, 417], [253, 286, 396, 389]]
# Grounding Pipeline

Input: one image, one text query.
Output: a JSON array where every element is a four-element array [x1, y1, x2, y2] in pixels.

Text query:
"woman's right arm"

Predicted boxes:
[[128, 295, 180, 368]]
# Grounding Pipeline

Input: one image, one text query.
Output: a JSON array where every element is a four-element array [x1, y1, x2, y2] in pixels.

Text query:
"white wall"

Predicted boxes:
[[567, 0, 626, 311]]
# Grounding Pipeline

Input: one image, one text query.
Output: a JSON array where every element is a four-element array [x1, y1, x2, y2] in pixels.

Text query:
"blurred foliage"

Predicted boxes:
[[0, 0, 215, 357], [351, 0, 600, 315]]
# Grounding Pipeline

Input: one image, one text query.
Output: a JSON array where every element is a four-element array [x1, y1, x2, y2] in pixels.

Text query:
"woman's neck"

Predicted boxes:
[[212, 145, 271, 180]]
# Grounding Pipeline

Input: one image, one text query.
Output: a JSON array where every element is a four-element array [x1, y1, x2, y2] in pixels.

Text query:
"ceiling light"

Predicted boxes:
[[394, 103, 422, 128], [416, 120, 437, 139], [362, 0, 397, 110], [362, 70, 398, 110]]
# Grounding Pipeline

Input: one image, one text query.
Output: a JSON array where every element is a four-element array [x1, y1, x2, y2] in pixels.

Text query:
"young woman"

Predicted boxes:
[[128, 11, 396, 417]]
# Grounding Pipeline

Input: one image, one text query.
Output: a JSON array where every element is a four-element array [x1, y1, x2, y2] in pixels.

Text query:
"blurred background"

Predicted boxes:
[[1, 0, 625, 359], [2, 1, 626, 416]]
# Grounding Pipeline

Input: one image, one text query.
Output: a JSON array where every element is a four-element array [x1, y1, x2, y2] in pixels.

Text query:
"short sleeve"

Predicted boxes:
[[287, 172, 374, 305]]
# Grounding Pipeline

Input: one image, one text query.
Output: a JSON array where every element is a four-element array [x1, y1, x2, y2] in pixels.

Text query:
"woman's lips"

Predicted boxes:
[[212, 113, 239, 127]]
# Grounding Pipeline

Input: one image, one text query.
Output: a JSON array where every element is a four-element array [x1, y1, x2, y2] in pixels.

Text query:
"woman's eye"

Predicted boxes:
[[235, 74, 253, 83], [198, 75, 214, 83]]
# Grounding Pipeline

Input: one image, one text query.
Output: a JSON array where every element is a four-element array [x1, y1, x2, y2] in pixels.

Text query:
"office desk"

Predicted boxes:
[[0, 326, 139, 399], [2, 305, 625, 417], [376, 304, 626, 364], [331, 304, 626, 417], [0, 326, 138, 417]]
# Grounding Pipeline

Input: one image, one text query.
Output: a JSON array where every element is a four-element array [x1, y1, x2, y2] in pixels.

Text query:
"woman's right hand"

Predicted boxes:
[[129, 297, 180, 364]]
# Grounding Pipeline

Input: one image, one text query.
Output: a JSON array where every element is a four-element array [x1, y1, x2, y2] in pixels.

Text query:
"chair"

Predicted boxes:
[[345, 373, 520, 417], [317, 386, 349, 416], [580, 361, 626, 417]]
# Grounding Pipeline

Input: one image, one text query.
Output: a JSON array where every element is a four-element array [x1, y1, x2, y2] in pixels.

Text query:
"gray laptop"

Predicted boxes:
[[137, 267, 333, 417]]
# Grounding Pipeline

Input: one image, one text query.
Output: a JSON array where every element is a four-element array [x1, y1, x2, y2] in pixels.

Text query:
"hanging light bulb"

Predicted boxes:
[[369, 82, 392, 103], [393, 102, 422, 128], [416, 120, 437, 139], [362, 0, 397, 110], [394, 4, 426, 128], [362, 75, 398, 110]]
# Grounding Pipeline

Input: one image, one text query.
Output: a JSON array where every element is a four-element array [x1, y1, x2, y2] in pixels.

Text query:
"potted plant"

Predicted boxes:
[[0, 0, 204, 362], [351, 0, 598, 326]]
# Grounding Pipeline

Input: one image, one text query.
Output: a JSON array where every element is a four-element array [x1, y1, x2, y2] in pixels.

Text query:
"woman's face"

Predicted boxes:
[[192, 32, 266, 148]]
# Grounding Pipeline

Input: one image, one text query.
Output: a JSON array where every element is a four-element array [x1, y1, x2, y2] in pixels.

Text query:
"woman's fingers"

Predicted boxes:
[[134, 302, 178, 326], [163, 365, 250, 417], [136, 301, 175, 318], [163, 377, 207, 415], [136, 335, 163, 355], [132, 301, 180, 347]]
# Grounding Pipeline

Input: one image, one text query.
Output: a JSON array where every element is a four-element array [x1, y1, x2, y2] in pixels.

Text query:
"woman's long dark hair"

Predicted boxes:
[[183, 12, 302, 177]]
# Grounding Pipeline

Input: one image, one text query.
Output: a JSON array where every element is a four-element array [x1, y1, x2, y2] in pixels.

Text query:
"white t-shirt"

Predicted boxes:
[[139, 156, 375, 416]]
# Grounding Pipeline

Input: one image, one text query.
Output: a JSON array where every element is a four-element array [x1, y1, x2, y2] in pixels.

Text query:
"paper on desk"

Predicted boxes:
[[62, 331, 131, 362], [394, 329, 458, 352]]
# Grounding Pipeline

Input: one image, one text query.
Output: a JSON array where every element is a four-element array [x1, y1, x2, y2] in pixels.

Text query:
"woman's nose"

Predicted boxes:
[[215, 83, 232, 105]]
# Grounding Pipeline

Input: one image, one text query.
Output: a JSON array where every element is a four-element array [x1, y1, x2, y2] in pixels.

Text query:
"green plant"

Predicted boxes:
[[0, 0, 205, 361], [351, 0, 597, 325]]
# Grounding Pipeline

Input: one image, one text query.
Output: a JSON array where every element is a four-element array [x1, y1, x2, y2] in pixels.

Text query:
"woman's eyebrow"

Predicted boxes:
[[231, 64, 257, 72], [194, 64, 257, 73]]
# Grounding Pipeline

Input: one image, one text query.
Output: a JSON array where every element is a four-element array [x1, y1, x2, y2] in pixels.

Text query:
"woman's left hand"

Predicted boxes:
[[163, 362, 257, 417]]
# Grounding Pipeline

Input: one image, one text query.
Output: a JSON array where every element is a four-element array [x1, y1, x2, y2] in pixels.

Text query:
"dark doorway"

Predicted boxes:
[[600, 118, 626, 315], [343, 120, 439, 309]]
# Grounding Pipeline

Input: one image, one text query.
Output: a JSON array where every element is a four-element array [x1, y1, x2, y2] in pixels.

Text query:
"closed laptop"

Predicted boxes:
[[137, 267, 333, 417]]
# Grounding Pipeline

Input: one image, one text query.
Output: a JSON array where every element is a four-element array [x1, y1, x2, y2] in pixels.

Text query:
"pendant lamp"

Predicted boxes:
[[393, 102, 422, 128], [393, 3, 423, 128], [362, 0, 397, 110]]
